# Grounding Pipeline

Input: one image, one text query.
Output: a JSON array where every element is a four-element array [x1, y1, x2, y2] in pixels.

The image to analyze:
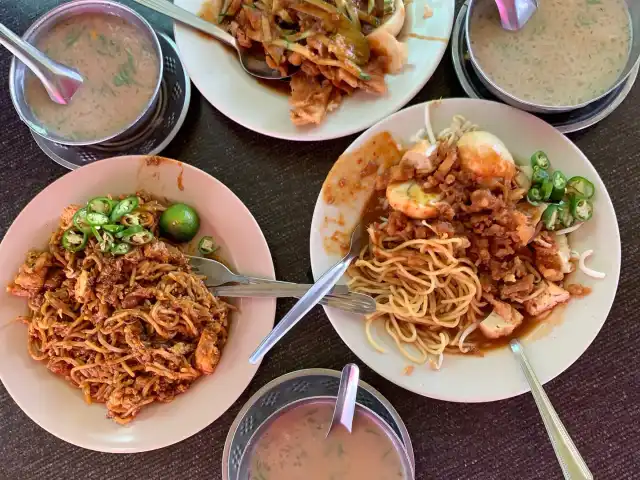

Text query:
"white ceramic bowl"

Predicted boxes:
[[310, 98, 620, 402], [0, 156, 276, 452], [173, 0, 455, 140]]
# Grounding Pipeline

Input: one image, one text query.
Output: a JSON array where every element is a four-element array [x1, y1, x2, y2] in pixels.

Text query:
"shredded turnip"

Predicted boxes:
[[429, 352, 443, 370], [555, 223, 583, 236], [533, 237, 553, 248], [458, 323, 478, 353], [424, 102, 436, 144], [578, 250, 606, 279]]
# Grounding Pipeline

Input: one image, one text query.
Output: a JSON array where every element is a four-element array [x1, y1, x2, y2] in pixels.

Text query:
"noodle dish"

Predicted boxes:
[[310, 98, 620, 402], [0, 156, 276, 452]]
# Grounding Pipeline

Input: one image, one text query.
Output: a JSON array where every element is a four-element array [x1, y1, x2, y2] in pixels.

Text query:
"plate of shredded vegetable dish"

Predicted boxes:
[[0, 156, 276, 452], [174, 0, 455, 140], [310, 98, 620, 402]]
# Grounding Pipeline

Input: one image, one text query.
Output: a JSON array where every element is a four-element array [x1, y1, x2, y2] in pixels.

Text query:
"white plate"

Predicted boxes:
[[0, 156, 276, 452], [310, 98, 621, 402], [173, 0, 455, 141]]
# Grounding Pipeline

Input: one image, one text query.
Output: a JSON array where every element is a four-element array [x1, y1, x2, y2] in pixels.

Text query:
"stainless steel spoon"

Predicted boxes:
[[494, 0, 538, 31], [0, 23, 83, 105], [327, 363, 360, 437], [131, 0, 290, 80], [249, 224, 364, 364], [510, 340, 593, 480]]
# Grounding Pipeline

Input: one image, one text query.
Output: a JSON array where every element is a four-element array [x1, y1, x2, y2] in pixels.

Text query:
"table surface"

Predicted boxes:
[[1, 1, 638, 479]]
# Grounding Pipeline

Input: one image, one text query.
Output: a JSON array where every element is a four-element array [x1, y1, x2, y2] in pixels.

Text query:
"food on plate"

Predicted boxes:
[[469, 0, 632, 106], [24, 13, 160, 141], [6, 193, 231, 424], [249, 400, 410, 479], [199, 0, 409, 125], [344, 107, 602, 369]]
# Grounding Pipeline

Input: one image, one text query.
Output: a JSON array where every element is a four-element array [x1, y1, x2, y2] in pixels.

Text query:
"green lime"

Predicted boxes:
[[159, 203, 200, 242]]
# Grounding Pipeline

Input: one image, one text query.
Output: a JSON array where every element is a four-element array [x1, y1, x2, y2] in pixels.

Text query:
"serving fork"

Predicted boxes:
[[188, 255, 375, 315]]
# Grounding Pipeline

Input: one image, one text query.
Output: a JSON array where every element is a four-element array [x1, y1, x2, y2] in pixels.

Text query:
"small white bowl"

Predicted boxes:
[[0, 156, 276, 452], [310, 98, 621, 403]]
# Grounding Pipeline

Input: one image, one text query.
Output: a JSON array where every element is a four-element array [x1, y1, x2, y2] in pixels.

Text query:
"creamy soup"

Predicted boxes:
[[469, 0, 632, 106], [25, 13, 160, 141], [248, 401, 409, 480]]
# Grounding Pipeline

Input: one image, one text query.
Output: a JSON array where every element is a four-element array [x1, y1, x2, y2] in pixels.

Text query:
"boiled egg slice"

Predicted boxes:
[[386, 181, 443, 220], [457, 131, 516, 183]]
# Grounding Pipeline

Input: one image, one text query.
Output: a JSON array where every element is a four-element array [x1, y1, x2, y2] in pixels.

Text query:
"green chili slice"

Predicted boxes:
[[110, 196, 139, 223], [566, 176, 595, 199], [122, 212, 142, 226], [123, 229, 154, 245], [87, 196, 116, 215], [531, 166, 549, 185], [116, 225, 143, 239], [86, 211, 110, 226], [111, 243, 131, 255], [549, 171, 568, 202], [557, 202, 574, 228], [102, 224, 124, 234], [62, 228, 88, 252], [92, 227, 115, 253], [570, 196, 593, 222], [527, 187, 543, 205], [540, 179, 553, 201], [198, 236, 218, 255], [530, 151, 550, 170], [542, 204, 560, 231], [72, 208, 92, 234]]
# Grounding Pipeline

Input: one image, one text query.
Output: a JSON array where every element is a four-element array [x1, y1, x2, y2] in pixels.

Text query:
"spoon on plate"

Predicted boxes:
[[0, 22, 83, 104], [510, 340, 593, 480], [249, 224, 365, 364], [327, 363, 360, 437], [131, 0, 291, 80], [493, 0, 538, 31]]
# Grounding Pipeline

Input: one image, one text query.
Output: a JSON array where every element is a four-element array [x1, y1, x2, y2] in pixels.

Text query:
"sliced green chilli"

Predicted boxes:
[[110, 196, 139, 223]]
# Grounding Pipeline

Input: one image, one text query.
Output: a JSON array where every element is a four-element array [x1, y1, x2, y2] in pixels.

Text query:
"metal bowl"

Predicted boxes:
[[222, 368, 415, 480], [9, 0, 163, 146], [237, 397, 414, 479], [465, 0, 640, 113]]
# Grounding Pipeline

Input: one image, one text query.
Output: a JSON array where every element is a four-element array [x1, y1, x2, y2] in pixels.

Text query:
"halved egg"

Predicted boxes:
[[386, 181, 443, 219], [457, 131, 516, 183]]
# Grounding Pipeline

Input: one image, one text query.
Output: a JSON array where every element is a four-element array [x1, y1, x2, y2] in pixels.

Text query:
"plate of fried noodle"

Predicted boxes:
[[310, 98, 620, 402], [0, 156, 276, 452], [173, 0, 455, 140]]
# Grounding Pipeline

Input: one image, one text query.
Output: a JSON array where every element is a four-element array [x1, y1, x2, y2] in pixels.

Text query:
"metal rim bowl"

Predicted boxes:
[[9, 0, 163, 147], [237, 396, 415, 479], [464, 0, 640, 113], [222, 368, 415, 480]]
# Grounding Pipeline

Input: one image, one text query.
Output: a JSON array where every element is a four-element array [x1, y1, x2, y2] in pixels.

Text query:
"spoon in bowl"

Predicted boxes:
[[493, 0, 538, 31], [131, 0, 290, 80], [0, 23, 83, 104], [510, 340, 593, 480], [327, 363, 360, 437]]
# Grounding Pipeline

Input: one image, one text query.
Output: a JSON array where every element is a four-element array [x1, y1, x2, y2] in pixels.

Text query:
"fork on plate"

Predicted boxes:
[[188, 256, 375, 315]]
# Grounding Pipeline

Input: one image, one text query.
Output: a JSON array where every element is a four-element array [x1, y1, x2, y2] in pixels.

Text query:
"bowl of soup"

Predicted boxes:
[[465, 0, 639, 113], [238, 397, 414, 480], [9, 0, 162, 146]]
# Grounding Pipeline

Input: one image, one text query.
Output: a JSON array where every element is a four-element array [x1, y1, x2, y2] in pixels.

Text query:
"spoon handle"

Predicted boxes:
[[327, 363, 360, 436], [510, 340, 593, 480], [248, 252, 355, 364], [0, 24, 54, 94], [132, 0, 236, 47]]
